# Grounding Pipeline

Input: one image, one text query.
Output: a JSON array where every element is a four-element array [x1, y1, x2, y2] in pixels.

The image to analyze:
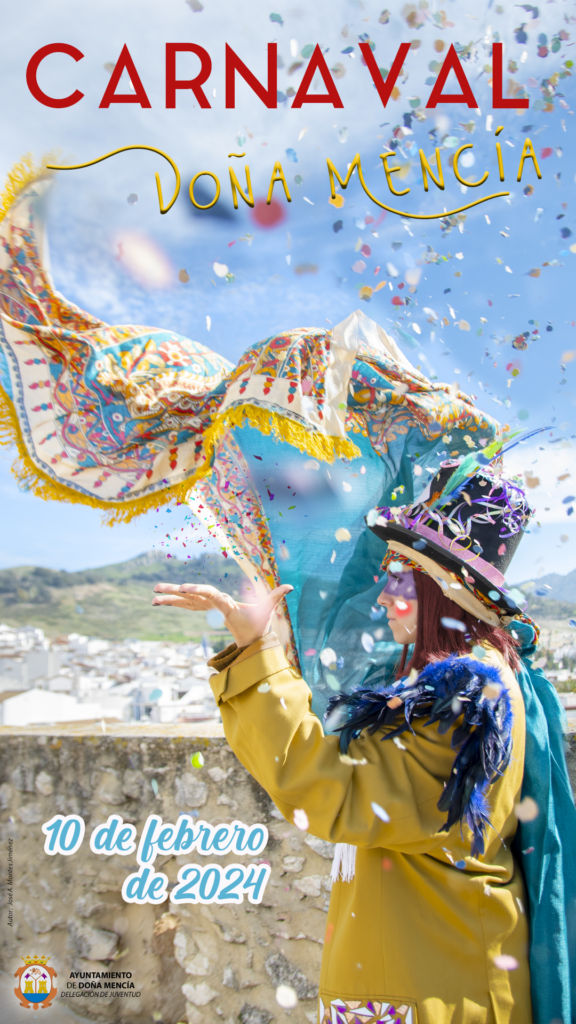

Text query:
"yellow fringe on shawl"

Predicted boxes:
[[0, 385, 360, 524], [0, 386, 191, 524], [0, 153, 55, 225], [199, 402, 361, 469], [0, 154, 360, 522]]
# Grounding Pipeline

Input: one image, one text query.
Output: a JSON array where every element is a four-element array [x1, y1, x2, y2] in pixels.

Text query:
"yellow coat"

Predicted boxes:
[[209, 635, 532, 1024]]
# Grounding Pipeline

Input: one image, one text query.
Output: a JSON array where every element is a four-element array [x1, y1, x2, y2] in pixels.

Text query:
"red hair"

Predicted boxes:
[[396, 569, 520, 677]]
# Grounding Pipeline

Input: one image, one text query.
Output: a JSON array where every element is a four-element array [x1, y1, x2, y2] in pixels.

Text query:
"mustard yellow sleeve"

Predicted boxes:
[[209, 637, 463, 853]]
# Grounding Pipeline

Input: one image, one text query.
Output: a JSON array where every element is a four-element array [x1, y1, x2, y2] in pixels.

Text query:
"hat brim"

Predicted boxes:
[[368, 518, 522, 617]]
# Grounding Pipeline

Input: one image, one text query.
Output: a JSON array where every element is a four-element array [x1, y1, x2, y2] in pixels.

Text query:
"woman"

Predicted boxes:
[[154, 461, 576, 1024]]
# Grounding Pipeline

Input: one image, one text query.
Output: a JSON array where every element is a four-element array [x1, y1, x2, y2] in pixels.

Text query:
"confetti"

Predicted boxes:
[[361, 632, 375, 653], [293, 808, 309, 831], [339, 753, 368, 766], [276, 985, 298, 1009], [494, 955, 519, 971], [371, 801, 390, 823], [270, 12, 283, 25], [320, 647, 337, 667], [335, 528, 351, 542], [213, 261, 229, 277], [258, 682, 271, 693], [514, 796, 539, 822], [190, 752, 205, 769], [206, 315, 211, 331], [127, 193, 138, 205], [178, 269, 189, 283], [483, 683, 502, 700], [441, 617, 466, 632], [151, 778, 159, 796], [251, 197, 286, 228]]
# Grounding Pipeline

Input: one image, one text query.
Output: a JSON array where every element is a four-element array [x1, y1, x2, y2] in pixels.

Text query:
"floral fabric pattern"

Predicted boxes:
[[319, 995, 416, 1024], [0, 177, 500, 521]]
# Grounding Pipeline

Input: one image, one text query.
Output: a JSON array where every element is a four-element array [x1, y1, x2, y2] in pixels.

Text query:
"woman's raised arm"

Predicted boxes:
[[152, 581, 293, 647]]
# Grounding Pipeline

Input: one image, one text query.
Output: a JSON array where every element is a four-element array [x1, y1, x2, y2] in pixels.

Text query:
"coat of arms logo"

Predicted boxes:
[[14, 956, 58, 1009]]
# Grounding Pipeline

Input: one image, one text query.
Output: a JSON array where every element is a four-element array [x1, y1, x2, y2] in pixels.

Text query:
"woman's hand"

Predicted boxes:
[[152, 582, 293, 648]]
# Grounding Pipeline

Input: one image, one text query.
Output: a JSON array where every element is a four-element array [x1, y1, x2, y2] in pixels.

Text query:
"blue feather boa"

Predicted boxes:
[[325, 654, 513, 857]]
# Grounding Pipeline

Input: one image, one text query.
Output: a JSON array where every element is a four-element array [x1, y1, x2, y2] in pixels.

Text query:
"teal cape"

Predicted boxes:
[[511, 619, 576, 1024]]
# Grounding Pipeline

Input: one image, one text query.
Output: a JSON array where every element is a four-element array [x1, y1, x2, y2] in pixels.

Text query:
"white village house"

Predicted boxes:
[[0, 625, 220, 727]]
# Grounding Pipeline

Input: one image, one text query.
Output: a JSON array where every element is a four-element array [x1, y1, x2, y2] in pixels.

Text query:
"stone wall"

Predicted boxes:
[[1, 726, 575, 1024], [0, 725, 334, 1024]]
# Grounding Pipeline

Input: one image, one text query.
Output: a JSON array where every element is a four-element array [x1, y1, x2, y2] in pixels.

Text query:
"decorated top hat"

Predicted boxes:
[[367, 454, 534, 618]]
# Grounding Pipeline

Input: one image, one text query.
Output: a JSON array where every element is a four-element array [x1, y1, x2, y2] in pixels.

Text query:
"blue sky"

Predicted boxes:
[[0, 0, 574, 584]]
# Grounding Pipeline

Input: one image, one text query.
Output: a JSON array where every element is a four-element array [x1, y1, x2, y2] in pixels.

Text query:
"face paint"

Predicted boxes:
[[394, 599, 414, 618], [381, 569, 417, 601]]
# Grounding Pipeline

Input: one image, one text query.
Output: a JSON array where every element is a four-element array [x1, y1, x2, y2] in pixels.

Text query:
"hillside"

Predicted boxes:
[[517, 569, 576, 605], [518, 596, 576, 629], [1, 550, 575, 642], [515, 570, 576, 626], [0, 552, 244, 642]]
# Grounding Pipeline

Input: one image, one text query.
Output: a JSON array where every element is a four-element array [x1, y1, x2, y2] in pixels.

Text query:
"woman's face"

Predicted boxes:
[[377, 590, 418, 644]]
